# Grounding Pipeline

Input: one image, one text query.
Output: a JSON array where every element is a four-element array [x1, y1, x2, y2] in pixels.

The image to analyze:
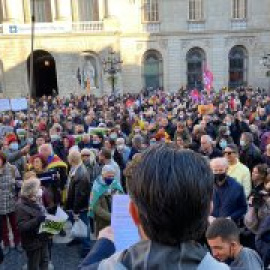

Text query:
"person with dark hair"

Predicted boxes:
[[0, 151, 22, 255], [225, 144, 251, 197], [79, 144, 229, 270], [206, 218, 263, 270], [239, 132, 263, 171], [98, 147, 121, 184]]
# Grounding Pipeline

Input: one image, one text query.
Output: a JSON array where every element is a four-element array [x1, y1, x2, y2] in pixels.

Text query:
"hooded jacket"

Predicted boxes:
[[79, 239, 229, 270]]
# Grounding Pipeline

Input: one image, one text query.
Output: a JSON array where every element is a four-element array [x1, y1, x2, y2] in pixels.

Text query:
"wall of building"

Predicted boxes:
[[0, 0, 270, 97]]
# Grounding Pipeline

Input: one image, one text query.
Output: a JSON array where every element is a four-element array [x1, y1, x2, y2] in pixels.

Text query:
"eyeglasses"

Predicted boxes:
[[223, 151, 235, 156]]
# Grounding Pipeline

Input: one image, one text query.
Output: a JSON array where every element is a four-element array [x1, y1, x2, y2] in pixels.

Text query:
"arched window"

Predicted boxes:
[[186, 47, 205, 90], [232, 0, 247, 19], [73, 0, 99, 21], [142, 0, 159, 22], [189, 0, 204, 21], [30, 0, 52, 22], [143, 50, 163, 90], [229, 46, 248, 88]]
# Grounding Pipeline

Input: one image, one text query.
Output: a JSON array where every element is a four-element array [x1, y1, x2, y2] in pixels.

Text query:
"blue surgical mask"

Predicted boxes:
[[104, 177, 114, 186], [110, 133, 118, 140], [240, 140, 246, 147], [9, 142, 19, 151], [50, 135, 59, 142], [219, 140, 227, 149]]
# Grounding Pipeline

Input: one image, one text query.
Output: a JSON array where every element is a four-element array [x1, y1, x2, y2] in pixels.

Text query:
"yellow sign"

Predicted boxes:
[[198, 104, 214, 115]]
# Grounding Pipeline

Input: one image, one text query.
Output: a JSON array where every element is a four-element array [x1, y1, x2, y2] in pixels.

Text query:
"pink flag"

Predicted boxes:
[[203, 64, 213, 95]]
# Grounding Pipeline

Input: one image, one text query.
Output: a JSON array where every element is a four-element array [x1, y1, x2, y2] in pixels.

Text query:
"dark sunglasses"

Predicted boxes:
[[223, 151, 235, 155]]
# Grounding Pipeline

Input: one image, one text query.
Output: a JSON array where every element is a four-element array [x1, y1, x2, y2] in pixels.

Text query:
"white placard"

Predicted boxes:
[[10, 98, 28, 111], [111, 195, 140, 251], [0, 99, 10, 112]]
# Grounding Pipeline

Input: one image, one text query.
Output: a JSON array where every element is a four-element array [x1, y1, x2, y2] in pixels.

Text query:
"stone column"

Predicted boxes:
[[55, 0, 72, 21], [3, 0, 24, 23], [99, 0, 106, 20]]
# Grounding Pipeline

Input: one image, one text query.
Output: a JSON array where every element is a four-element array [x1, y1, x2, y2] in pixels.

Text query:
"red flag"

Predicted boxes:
[[203, 64, 213, 95]]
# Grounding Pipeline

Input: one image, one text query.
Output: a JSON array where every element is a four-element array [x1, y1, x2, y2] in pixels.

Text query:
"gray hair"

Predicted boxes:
[[68, 149, 82, 166], [201, 135, 213, 144], [21, 178, 40, 198], [210, 157, 229, 169]]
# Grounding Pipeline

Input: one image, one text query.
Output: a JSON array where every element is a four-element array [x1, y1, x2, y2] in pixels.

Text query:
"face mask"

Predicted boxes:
[[104, 177, 114, 186], [150, 141, 157, 146], [117, 144, 125, 152], [50, 135, 59, 142], [225, 130, 230, 136], [240, 140, 246, 148], [92, 140, 100, 145], [226, 122, 232, 127], [27, 138, 34, 145], [110, 133, 118, 140], [219, 140, 227, 149], [214, 173, 226, 184], [9, 142, 19, 151]]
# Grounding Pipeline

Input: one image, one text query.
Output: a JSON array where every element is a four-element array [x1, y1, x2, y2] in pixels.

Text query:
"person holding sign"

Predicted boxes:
[[16, 178, 49, 270]]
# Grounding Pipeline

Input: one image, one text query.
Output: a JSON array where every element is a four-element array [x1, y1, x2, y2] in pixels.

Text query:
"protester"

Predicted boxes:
[[0, 151, 22, 255], [199, 135, 222, 159], [89, 165, 123, 236], [210, 158, 247, 224], [66, 150, 91, 257], [79, 144, 229, 269], [16, 178, 49, 270], [206, 218, 264, 269], [225, 144, 251, 196]]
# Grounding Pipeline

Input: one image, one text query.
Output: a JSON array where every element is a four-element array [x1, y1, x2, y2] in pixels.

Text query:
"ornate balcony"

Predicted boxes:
[[72, 21, 104, 32]]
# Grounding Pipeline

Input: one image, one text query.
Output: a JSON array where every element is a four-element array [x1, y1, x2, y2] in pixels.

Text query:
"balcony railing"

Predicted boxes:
[[142, 22, 160, 33], [188, 20, 205, 32], [72, 21, 104, 32], [231, 19, 247, 30]]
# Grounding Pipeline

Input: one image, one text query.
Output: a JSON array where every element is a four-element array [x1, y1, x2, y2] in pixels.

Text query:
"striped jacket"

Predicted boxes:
[[0, 162, 20, 215]]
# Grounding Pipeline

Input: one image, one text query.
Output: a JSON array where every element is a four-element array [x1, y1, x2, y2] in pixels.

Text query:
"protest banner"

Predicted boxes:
[[198, 104, 214, 115], [0, 99, 11, 112], [10, 98, 28, 111]]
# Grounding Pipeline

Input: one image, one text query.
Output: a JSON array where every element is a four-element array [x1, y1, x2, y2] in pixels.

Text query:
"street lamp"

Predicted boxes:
[[102, 49, 123, 96]]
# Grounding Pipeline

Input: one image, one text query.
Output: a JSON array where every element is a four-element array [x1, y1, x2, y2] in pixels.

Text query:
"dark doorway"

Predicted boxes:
[[229, 46, 248, 89], [186, 47, 206, 90], [27, 50, 58, 98]]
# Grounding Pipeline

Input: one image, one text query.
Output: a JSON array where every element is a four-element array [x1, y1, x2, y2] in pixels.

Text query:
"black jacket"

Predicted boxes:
[[240, 144, 263, 171], [16, 197, 48, 251], [66, 164, 90, 214]]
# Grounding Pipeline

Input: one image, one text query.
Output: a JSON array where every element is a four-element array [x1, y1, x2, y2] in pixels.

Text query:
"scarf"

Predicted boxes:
[[89, 176, 123, 217]]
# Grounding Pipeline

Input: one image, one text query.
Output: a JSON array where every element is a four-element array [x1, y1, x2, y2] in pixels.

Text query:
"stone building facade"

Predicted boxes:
[[0, 0, 269, 97]]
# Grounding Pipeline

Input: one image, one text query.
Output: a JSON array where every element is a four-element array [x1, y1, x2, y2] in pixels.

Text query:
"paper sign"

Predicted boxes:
[[111, 195, 140, 251], [0, 99, 11, 112], [10, 98, 28, 111], [39, 211, 67, 235], [198, 104, 214, 115]]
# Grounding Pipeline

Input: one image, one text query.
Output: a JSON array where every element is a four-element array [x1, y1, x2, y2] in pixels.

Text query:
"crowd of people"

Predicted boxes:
[[0, 87, 270, 269]]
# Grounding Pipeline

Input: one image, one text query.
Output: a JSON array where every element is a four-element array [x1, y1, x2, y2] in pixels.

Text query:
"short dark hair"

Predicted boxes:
[[127, 143, 214, 246], [100, 147, 112, 160], [206, 218, 240, 242], [226, 144, 239, 154]]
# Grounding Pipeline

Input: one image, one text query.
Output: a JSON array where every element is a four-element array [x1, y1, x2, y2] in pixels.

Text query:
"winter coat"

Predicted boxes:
[[16, 197, 49, 251], [0, 163, 20, 215], [79, 239, 229, 270], [66, 164, 90, 214]]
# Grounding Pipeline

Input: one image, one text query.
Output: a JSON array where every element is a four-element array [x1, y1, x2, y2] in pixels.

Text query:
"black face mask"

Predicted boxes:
[[214, 173, 227, 184]]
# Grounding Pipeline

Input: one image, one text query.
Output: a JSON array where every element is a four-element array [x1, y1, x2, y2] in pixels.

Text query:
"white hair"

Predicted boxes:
[[39, 143, 53, 155], [201, 135, 213, 144], [210, 157, 229, 169], [116, 138, 125, 145], [21, 178, 40, 198]]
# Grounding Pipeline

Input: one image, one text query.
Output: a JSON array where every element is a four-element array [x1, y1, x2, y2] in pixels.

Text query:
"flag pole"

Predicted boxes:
[[28, 0, 35, 137]]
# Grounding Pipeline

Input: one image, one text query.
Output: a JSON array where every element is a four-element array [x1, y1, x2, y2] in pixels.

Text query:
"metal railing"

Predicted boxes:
[[72, 21, 104, 32]]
